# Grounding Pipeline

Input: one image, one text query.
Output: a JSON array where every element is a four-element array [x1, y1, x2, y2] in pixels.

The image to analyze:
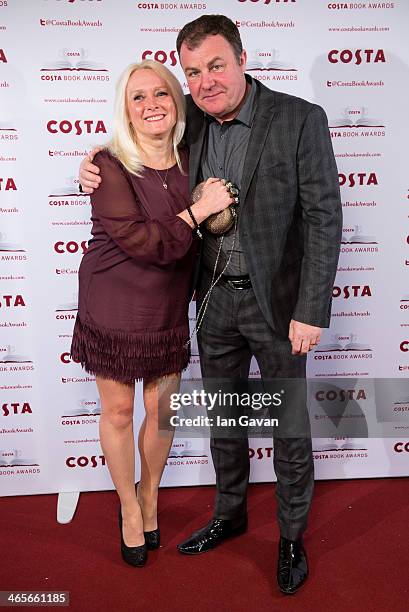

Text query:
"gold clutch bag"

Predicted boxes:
[[191, 180, 239, 236]]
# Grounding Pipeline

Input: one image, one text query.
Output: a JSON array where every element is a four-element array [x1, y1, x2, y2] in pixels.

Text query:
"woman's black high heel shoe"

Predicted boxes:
[[118, 508, 147, 567], [135, 482, 160, 550], [144, 527, 160, 550]]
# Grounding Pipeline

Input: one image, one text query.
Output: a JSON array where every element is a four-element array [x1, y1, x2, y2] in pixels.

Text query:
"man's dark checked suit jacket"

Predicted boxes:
[[185, 74, 342, 338]]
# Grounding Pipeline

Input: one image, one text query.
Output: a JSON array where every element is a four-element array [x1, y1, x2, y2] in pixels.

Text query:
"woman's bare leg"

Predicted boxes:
[[97, 376, 144, 547], [137, 373, 180, 531]]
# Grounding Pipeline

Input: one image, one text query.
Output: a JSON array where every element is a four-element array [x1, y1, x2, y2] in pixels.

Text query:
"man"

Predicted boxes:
[[80, 15, 342, 594]]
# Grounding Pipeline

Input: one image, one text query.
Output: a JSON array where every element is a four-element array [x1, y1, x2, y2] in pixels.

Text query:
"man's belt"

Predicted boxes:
[[220, 274, 252, 290]]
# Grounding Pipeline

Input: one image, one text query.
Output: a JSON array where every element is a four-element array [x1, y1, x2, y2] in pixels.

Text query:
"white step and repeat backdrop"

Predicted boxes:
[[1, 0, 408, 496]]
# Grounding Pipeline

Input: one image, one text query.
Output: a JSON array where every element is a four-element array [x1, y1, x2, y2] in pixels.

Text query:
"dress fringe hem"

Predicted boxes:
[[70, 315, 190, 383]]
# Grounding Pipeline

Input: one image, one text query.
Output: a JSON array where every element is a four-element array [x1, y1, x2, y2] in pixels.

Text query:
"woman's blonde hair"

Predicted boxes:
[[107, 59, 186, 176]]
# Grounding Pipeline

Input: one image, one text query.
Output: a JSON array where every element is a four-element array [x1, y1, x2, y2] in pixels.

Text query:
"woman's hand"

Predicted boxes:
[[191, 178, 235, 223]]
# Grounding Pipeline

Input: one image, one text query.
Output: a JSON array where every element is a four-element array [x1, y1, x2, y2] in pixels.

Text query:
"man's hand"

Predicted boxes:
[[288, 319, 321, 355], [79, 146, 103, 193]]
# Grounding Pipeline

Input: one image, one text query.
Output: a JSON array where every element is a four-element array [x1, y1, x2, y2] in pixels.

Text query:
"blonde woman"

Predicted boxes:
[[71, 60, 234, 567]]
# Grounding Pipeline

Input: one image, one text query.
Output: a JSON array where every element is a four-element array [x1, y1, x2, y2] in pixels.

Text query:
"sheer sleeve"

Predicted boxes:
[[91, 150, 193, 265]]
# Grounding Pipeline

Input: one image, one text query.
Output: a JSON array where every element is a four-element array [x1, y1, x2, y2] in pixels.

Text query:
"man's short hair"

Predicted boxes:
[[176, 15, 243, 64]]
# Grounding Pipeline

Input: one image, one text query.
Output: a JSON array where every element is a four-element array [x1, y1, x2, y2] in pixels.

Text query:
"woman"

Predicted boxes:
[[70, 60, 234, 567]]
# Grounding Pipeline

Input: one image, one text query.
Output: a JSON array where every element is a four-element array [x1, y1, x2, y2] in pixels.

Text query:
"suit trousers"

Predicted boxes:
[[197, 273, 314, 541]]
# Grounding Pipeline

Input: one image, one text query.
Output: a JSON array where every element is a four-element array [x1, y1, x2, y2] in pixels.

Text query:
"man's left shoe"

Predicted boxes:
[[277, 536, 308, 594], [177, 517, 248, 555]]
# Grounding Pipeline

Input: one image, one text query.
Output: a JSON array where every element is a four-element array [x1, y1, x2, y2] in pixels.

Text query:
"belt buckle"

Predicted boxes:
[[227, 278, 250, 290]]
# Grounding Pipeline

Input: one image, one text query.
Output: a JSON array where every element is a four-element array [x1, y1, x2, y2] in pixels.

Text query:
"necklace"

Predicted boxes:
[[153, 167, 170, 190]]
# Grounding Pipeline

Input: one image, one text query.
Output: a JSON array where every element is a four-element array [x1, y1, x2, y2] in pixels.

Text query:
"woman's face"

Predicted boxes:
[[126, 68, 177, 142]]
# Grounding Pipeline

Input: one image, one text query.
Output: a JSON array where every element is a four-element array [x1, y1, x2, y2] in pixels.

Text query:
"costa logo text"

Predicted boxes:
[[249, 447, 273, 459], [394, 442, 409, 452], [339, 172, 377, 187], [66, 455, 106, 468], [47, 120, 106, 135], [328, 3, 395, 8], [332, 285, 372, 299], [0, 49, 7, 63], [54, 240, 88, 254], [142, 50, 177, 66], [316, 389, 366, 401], [328, 49, 386, 65], [60, 352, 80, 364], [0, 177, 17, 191], [2, 402, 32, 417], [0, 295, 25, 308], [400, 341, 409, 352], [137, 3, 177, 8]]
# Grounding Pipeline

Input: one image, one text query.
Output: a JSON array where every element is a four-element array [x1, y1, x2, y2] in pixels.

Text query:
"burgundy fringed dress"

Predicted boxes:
[[70, 148, 195, 383]]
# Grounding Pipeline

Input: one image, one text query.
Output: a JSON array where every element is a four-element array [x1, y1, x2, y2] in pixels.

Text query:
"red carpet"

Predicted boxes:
[[1, 479, 408, 611]]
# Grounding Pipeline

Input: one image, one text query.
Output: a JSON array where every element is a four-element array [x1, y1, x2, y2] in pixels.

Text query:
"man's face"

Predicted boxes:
[[180, 34, 247, 122]]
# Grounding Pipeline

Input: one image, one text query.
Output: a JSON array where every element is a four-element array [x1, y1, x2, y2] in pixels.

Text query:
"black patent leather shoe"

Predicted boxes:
[[177, 517, 247, 555], [277, 537, 308, 594], [144, 527, 160, 550], [118, 508, 147, 567]]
